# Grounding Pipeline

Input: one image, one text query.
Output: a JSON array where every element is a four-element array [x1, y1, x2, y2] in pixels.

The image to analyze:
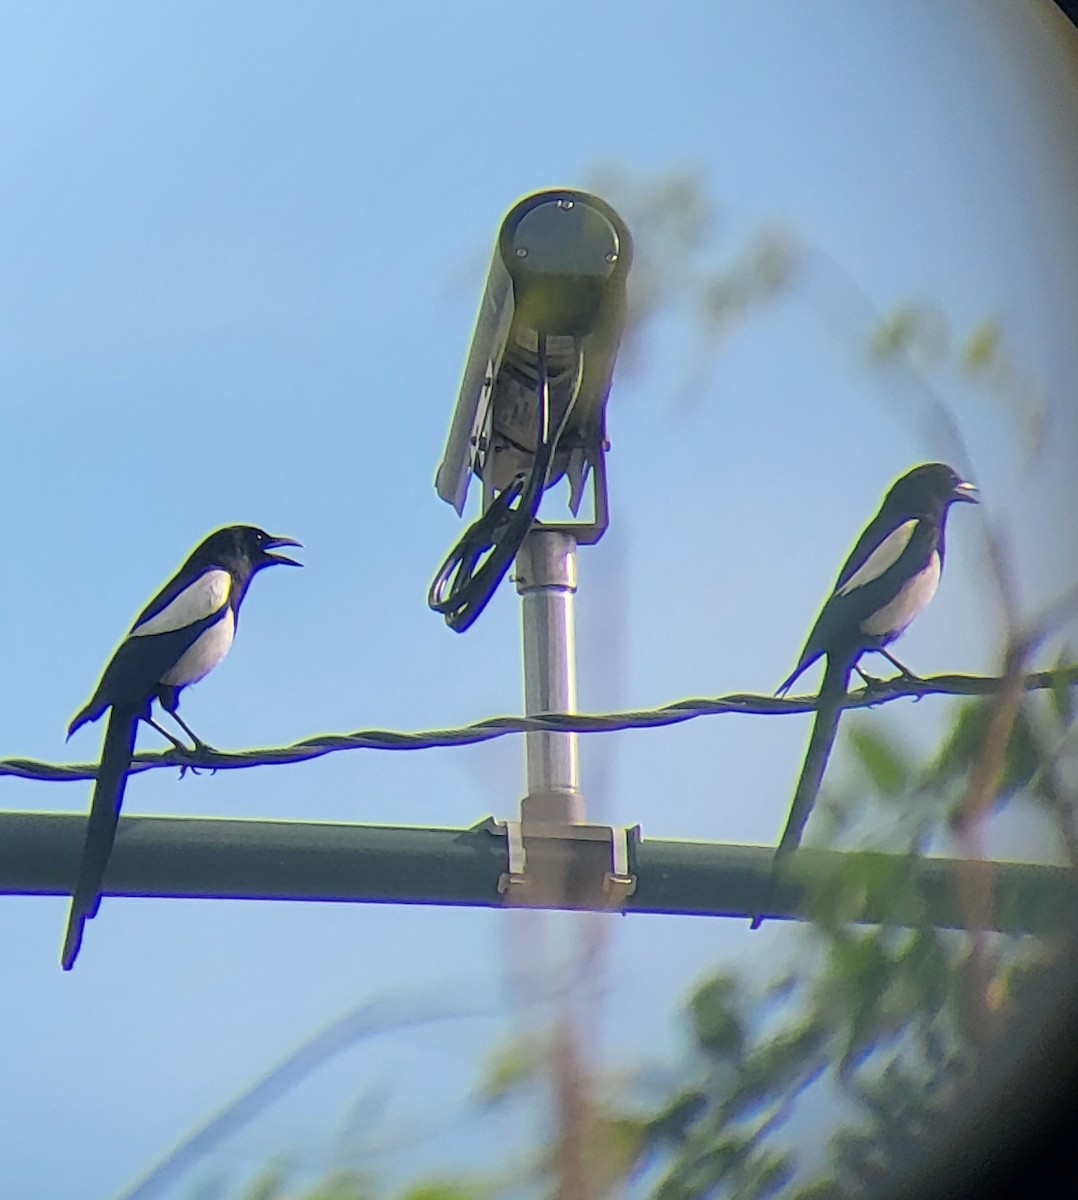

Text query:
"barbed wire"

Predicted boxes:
[[2, 666, 1075, 785]]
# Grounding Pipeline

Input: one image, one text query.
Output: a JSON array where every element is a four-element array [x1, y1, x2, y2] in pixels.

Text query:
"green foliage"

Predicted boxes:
[[846, 725, 910, 799], [303, 1172, 377, 1200], [867, 302, 1048, 458], [207, 674, 1078, 1200], [808, 850, 914, 928], [239, 1162, 292, 1200], [399, 1182, 491, 1200], [225, 1164, 376, 1200], [583, 168, 800, 414], [203, 675, 1077, 1200], [962, 318, 1004, 372], [699, 232, 797, 336], [1049, 645, 1076, 726], [688, 974, 745, 1060], [653, 1133, 794, 1200], [478, 1037, 543, 1107], [868, 304, 948, 366], [928, 698, 1042, 803], [628, 679, 1078, 1198]]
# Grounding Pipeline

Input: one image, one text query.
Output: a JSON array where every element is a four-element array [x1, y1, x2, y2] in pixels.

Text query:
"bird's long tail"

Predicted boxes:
[[61, 707, 139, 970], [751, 656, 852, 929]]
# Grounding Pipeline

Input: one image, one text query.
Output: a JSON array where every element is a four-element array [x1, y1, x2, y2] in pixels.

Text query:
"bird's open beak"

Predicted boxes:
[[953, 480, 979, 504], [264, 535, 304, 566]]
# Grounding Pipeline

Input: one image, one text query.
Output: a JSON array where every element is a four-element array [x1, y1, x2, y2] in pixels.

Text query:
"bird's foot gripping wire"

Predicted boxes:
[[177, 756, 217, 780], [872, 648, 928, 702], [148, 717, 218, 777], [853, 665, 895, 708], [854, 665, 885, 689], [176, 734, 219, 778]]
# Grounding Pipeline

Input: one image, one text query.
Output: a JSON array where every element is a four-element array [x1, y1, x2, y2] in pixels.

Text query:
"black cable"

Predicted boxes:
[[428, 336, 577, 632], [2, 667, 1075, 781]]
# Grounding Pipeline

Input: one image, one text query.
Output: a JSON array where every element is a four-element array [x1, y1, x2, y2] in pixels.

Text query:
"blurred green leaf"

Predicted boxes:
[[900, 928, 951, 1015], [303, 1172, 374, 1200], [727, 1022, 828, 1120], [592, 1115, 652, 1188], [993, 947, 1057, 1015], [747, 1152, 796, 1200], [1049, 645, 1076, 726], [477, 1038, 539, 1106], [763, 972, 799, 1002], [828, 934, 904, 1074], [868, 304, 947, 363], [847, 724, 910, 797], [791, 1177, 847, 1200], [657, 1133, 751, 1199], [241, 1162, 291, 1200], [828, 929, 886, 990], [962, 318, 1003, 373], [397, 1180, 487, 1200], [929, 698, 1042, 801], [689, 974, 745, 1060], [647, 1090, 709, 1145], [807, 850, 913, 927], [701, 232, 797, 330]]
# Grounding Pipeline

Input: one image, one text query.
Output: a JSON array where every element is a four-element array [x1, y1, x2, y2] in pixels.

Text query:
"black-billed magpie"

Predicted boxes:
[[62, 525, 302, 969], [751, 462, 977, 929]]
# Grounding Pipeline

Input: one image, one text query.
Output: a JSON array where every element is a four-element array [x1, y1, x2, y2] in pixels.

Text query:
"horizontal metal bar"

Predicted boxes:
[[1, 811, 1073, 934]]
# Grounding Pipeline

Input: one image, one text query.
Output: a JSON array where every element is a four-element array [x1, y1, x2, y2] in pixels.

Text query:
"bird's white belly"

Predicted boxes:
[[160, 607, 235, 687], [860, 551, 941, 638]]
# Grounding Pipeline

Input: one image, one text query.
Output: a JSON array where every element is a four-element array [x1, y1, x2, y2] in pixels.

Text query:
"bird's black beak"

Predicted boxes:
[[263, 535, 304, 566], [952, 480, 979, 504]]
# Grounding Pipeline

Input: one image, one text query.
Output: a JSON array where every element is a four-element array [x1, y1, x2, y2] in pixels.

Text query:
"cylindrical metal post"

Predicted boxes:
[[515, 529, 584, 823], [5, 811, 1074, 934]]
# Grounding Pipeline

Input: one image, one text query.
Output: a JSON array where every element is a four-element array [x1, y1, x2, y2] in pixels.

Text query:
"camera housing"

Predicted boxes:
[[430, 189, 633, 631], [436, 189, 632, 526]]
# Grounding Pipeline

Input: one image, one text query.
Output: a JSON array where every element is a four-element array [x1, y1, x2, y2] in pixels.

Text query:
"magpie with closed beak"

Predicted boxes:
[[750, 463, 977, 929], [62, 525, 302, 969]]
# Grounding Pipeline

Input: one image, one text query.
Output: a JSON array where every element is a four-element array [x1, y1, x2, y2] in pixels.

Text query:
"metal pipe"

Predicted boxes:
[[515, 529, 583, 823], [2, 811, 1074, 934]]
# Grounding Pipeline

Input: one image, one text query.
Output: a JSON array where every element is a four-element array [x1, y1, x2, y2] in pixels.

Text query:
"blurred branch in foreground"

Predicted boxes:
[[116, 989, 509, 1200]]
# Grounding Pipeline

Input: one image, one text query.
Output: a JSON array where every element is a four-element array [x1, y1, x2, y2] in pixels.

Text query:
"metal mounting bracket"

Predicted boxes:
[[483, 817, 639, 910]]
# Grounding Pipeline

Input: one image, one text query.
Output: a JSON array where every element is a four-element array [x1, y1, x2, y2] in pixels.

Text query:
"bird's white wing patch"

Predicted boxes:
[[131, 569, 231, 637], [836, 519, 919, 597], [861, 551, 941, 637], [160, 607, 236, 687]]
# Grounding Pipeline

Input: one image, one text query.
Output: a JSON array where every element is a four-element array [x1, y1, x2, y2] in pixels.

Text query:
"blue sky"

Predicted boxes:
[[2, 3, 1077, 1197]]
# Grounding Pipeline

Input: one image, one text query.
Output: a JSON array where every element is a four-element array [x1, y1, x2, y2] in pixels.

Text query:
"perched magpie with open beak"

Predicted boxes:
[[750, 463, 977, 929], [62, 525, 302, 969]]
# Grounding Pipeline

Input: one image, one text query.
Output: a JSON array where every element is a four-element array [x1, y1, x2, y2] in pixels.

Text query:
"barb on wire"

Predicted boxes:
[[1, 667, 1075, 786]]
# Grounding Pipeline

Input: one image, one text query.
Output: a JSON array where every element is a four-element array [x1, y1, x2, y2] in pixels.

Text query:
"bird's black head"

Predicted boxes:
[[883, 462, 978, 518], [191, 525, 304, 574]]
